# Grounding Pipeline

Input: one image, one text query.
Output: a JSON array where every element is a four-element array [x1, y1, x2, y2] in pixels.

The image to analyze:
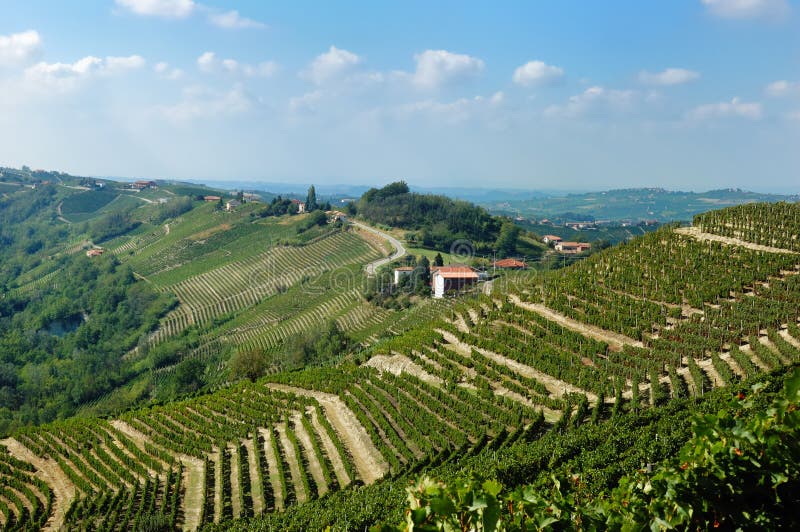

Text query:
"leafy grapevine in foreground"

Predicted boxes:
[[377, 367, 800, 531]]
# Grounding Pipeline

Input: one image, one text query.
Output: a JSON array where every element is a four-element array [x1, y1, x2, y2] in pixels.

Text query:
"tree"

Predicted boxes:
[[494, 222, 520, 258], [306, 185, 318, 212], [414, 255, 431, 294], [175, 358, 204, 393], [230, 348, 267, 382], [433, 253, 444, 267]]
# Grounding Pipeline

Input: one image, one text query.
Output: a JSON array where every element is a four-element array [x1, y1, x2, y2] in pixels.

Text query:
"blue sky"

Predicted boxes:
[[0, 0, 798, 191]]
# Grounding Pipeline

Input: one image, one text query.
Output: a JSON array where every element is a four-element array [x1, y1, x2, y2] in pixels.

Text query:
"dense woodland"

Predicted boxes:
[[357, 181, 539, 258]]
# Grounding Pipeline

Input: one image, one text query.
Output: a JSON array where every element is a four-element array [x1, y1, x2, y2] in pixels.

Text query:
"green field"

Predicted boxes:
[[60, 189, 119, 215]]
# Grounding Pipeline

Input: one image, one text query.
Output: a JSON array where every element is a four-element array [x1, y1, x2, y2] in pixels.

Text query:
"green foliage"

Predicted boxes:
[[495, 222, 521, 258], [89, 210, 139, 242], [230, 348, 268, 382], [357, 181, 503, 253], [306, 185, 318, 212], [377, 368, 800, 531], [60, 189, 119, 216]]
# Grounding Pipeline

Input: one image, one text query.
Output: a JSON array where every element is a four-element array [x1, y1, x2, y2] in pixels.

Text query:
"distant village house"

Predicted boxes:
[[555, 242, 591, 254], [86, 248, 105, 257], [132, 180, 157, 190], [290, 199, 306, 213], [203, 195, 222, 202], [225, 199, 241, 212], [542, 235, 562, 244]]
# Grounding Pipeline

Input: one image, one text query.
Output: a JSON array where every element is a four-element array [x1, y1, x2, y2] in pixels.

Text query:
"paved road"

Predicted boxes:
[[350, 220, 406, 276]]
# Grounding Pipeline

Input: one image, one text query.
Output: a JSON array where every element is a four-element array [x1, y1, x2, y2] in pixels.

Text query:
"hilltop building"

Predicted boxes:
[[132, 180, 157, 190], [542, 235, 562, 244], [290, 199, 306, 213]]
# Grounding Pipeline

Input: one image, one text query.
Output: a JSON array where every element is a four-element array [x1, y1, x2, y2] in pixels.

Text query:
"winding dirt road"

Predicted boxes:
[[350, 221, 406, 276]]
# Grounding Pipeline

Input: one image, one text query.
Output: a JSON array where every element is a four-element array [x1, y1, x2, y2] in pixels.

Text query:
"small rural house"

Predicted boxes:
[[393, 266, 414, 285], [132, 180, 157, 190], [555, 241, 591, 254], [431, 266, 479, 298], [203, 195, 222, 202], [290, 199, 306, 213], [86, 248, 104, 257], [225, 199, 241, 212], [542, 235, 562, 244], [493, 258, 527, 270]]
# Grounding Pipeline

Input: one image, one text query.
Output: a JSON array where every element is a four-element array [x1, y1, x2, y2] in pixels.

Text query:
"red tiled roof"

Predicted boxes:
[[559, 242, 590, 247], [543, 235, 562, 240], [494, 258, 526, 268], [394, 266, 414, 271], [431, 265, 474, 273], [434, 270, 479, 279]]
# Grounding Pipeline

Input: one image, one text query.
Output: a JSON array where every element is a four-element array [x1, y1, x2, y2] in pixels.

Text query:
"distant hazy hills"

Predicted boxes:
[[480, 187, 799, 223]]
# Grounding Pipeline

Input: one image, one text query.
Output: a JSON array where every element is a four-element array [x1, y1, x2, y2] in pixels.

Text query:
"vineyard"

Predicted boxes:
[[694, 201, 800, 252], [1, 203, 800, 530]]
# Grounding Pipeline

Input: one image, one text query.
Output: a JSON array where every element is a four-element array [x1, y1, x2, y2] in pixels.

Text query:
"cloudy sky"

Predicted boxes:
[[1, 0, 799, 191]]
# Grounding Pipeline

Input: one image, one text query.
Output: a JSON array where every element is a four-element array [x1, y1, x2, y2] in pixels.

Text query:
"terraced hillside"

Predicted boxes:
[[1, 203, 800, 531]]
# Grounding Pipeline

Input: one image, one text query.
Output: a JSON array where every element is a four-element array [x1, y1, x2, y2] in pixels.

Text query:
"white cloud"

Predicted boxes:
[[303, 46, 360, 85], [24, 54, 145, 92], [490, 91, 505, 106], [197, 51, 277, 78], [544, 86, 637, 118], [788, 110, 800, 121], [393, 98, 476, 123], [686, 97, 763, 120], [411, 50, 484, 89], [639, 68, 700, 86], [289, 90, 324, 112], [765, 80, 800, 97], [512, 60, 564, 87], [197, 51, 216, 72], [0, 30, 42, 66], [154, 61, 183, 80], [207, 10, 265, 29], [115, 0, 195, 18], [105, 55, 146, 72], [701, 0, 790, 19], [160, 84, 252, 122]]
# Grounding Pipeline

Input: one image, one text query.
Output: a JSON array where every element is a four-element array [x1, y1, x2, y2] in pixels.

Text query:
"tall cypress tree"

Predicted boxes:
[[306, 185, 318, 212]]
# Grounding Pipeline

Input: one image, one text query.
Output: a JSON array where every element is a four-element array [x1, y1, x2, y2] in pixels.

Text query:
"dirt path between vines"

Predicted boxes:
[[275, 423, 307, 504], [267, 384, 388, 484], [676, 226, 798, 255], [365, 354, 443, 386], [228, 445, 242, 519], [258, 428, 284, 511], [242, 438, 264, 515], [508, 294, 644, 350], [436, 329, 598, 403], [1, 437, 75, 532], [110, 419, 204, 531], [292, 413, 328, 497], [309, 408, 351, 488]]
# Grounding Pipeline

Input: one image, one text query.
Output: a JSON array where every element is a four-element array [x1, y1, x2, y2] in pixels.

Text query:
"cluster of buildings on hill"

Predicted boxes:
[[394, 259, 527, 298]]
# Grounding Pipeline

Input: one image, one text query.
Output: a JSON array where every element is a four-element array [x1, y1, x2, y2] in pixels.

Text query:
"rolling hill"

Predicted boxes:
[[1, 196, 799, 530]]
